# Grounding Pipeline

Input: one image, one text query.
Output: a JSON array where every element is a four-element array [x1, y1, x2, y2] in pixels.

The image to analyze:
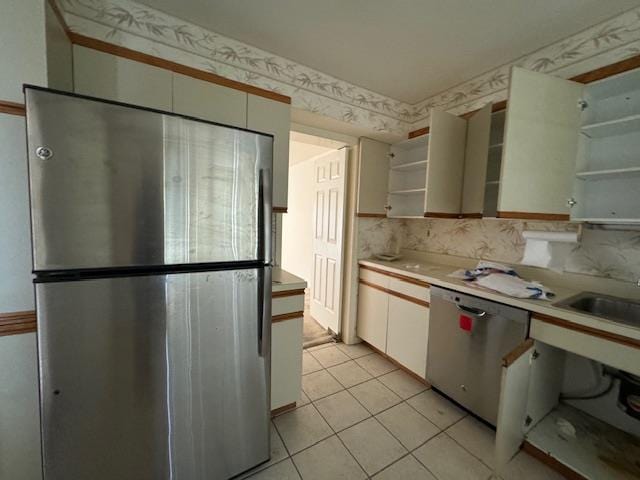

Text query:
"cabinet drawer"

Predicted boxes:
[[388, 277, 430, 303], [387, 298, 429, 378], [359, 267, 390, 288], [272, 294, 304, 317], [357, 282, 389, 352]]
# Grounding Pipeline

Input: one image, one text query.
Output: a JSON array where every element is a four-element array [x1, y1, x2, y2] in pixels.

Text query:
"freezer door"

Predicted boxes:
[[25, 88, 272, 271], [37, 268, 271, 480]]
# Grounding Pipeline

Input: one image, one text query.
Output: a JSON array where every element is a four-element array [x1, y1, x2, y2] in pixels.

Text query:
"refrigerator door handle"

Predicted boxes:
[[259, 168, 273, 266], [258, 266, 272, 357]]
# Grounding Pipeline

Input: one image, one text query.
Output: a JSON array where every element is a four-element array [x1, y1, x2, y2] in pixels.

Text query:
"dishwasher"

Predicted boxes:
[[427, 286, 530, 426]]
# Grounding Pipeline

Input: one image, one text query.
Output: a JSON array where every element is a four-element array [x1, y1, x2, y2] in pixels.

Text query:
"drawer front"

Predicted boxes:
[[359, 267, 390, 288], [388, 277, 430, 303], [272, 294, 304, 317]]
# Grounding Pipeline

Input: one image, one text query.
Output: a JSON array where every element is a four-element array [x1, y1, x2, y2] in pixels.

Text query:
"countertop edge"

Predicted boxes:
[[359, 259, 640, 342]]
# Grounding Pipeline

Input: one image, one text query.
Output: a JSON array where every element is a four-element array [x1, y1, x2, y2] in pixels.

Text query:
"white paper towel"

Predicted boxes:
[[521, 230, 579, 271]]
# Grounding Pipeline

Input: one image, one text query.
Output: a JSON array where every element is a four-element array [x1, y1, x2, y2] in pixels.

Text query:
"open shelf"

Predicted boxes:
[[390, 160, 428, 171], [570, 217, 640, 224], [389, 188, 426, 195], [387, 215, 424, 219], [525, 403, 640, 480], [576, 166, 640, 180], [581, 113, 640, 138]]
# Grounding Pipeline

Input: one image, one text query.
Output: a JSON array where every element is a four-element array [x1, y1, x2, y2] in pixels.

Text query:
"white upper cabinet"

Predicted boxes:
[[571, 67, 640, 223], [387, 135, 428, 218], [247, 94, 291, 210], [357, 137, 391, 216], [461, 103, 492, 216], [173, 74, 247, 128], [424, 109, 468, 216], [73, 46, 172, 111], [498, 67, 583, 218]]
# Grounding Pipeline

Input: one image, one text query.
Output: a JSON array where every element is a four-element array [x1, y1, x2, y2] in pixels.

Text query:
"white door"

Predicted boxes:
[[310, 148, 347, 334]]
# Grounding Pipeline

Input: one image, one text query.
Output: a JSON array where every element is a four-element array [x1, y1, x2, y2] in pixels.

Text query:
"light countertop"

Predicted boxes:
[[359, 258, 640, 342], [272, 267, 307, 292]]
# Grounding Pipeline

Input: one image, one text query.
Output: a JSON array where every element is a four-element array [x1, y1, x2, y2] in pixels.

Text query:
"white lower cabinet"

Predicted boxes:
[[357, 267, 430, 379], [271, 317, 303, 410], [356, 283, 389, 352], [386, 296, 429, 377]]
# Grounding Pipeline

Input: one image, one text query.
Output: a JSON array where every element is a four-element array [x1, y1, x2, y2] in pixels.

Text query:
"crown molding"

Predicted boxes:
[[58, 1, 640, 136]]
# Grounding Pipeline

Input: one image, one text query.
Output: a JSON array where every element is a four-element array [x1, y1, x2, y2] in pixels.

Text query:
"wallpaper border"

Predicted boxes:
[[58, 0, 640, 136]]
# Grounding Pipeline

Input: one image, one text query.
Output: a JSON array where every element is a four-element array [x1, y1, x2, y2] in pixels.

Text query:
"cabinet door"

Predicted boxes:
[[357, 137, 390, 216], [462, 103, 492, 215], [425, 109, 468, 215], [247, 94, 291, 210], [173, 74, 247, 128], [271, 317, 303, 410], [356, 282, 388, 351], [498, 67, 583, 218], [73, 46, 172, 111], [495, 339, 534, 475], [386, 296, 429, 378]]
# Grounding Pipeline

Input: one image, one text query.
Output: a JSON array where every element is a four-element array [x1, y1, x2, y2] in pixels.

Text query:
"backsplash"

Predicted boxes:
[[358, 217, 640, 283]]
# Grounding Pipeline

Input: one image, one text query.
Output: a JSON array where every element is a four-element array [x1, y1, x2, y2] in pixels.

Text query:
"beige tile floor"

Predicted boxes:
[[244, 343, 565, 480]]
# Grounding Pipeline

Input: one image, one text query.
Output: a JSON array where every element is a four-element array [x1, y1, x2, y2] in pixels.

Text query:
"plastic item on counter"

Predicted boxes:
[[449, 261, 554, 300]]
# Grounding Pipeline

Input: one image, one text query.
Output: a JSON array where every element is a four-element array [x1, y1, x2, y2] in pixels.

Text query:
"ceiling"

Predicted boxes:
[[139, 0, 640, 103]]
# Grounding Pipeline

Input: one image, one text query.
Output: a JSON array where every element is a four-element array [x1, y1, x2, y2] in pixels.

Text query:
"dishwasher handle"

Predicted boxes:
[[456, 304, 487, 317]]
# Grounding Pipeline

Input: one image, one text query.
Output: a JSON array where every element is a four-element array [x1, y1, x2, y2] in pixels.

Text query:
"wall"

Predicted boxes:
[[281, 158, 316, 282], [357, 217, 640, 284], [56, 0, 640, 138], [0, 2, 72, 478]]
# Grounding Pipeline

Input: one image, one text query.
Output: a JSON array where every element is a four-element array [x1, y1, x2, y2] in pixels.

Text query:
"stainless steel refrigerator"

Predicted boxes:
[[24, 86, 273, 480]]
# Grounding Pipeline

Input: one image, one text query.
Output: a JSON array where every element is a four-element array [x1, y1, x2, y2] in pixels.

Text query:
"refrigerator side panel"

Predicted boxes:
[[25, 88, 272, 271], [37, 269, 270, 480]]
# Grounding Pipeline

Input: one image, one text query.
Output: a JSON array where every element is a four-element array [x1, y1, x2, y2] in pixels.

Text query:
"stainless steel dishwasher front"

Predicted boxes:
[[426, 286, 530, 426]]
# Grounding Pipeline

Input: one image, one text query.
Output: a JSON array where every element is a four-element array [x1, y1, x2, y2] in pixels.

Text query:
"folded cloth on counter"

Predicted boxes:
[[449, 261, 554, 300]]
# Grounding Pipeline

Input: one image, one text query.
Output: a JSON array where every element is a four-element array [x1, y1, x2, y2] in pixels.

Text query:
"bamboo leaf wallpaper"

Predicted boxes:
[[58, 0, 640, 136], [357, 218, 640, 283]]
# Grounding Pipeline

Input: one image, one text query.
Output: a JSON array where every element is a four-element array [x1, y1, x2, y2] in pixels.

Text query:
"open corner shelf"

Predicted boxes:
[[390, 160, 428, 171], [575, 166, 640, 180], [389, 188, 426, 195], [525, 403, 640, 480], [581, 113, 640, 138]]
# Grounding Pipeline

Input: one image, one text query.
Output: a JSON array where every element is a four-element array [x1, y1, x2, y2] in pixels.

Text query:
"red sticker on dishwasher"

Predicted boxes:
[[459, 315, 473, 331]]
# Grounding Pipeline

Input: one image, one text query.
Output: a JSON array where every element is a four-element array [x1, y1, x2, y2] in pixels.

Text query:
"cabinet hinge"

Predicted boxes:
[[578, 99, 588, 111]]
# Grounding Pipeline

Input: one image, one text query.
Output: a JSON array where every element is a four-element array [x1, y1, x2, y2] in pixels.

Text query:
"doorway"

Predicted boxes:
[[282, 131, 348, 348]]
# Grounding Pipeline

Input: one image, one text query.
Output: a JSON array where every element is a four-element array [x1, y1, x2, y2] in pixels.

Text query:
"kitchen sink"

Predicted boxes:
[[554, 292, 640, 328]]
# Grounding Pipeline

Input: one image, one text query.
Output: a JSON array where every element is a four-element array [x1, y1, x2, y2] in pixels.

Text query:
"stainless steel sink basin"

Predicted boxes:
[[554, 292, 640, 328]]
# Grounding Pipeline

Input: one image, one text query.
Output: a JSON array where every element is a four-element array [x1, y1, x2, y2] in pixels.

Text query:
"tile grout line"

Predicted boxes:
[[442, 424, 498, 474], [297, 349, 475, 479], [314, 367, 416, 477], [309, 389, 373, 479]]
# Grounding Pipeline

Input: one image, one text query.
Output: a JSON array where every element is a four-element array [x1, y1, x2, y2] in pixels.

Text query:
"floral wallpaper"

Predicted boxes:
[[410, 7, 640, 128], [358, 218, 640, 283], [57, 0, 640, 136], [58, 0, 413, 135]]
